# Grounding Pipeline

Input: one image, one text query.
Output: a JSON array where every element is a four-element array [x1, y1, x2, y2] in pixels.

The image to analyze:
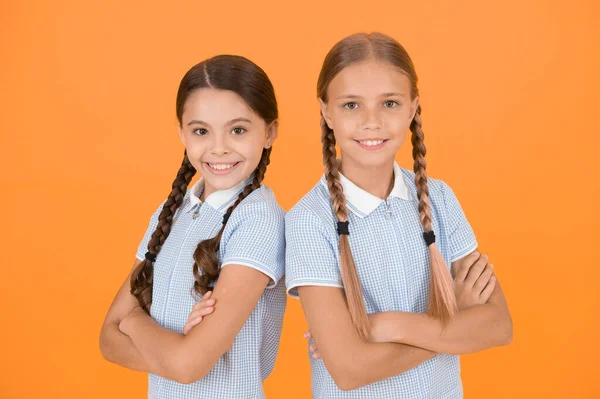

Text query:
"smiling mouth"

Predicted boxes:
[[204, 162, 241, 175], [355, 139, 389, 149]]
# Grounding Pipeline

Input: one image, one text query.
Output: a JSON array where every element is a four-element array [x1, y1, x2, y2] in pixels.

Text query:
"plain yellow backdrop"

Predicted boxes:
[[1, 0, 598, 397]]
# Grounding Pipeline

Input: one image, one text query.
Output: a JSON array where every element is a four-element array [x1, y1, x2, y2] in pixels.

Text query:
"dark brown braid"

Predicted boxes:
[[192, 148, 272, 295], [130, 151, 197, 314], [321, 117, 370, 340]]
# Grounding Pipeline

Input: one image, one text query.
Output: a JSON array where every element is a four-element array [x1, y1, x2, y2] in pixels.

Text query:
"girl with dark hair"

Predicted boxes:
[[285, 33, 512, 398], [100, 55, 286, 398]]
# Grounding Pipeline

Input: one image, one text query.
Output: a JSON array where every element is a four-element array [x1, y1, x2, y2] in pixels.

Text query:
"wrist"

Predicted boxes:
[[368, 312, 406, 343]]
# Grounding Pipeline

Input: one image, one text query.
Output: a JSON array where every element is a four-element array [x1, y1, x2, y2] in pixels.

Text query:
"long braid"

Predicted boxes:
[[321, 117, 370, 340], [130, 151, 197, 314], [410, 105, 457, 324], [192, 148, 272, 295]]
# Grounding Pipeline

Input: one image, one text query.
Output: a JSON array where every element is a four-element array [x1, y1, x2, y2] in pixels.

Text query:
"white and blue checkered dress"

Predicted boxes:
[[136, 178, 287, 399], [285, 162, 478, 399]]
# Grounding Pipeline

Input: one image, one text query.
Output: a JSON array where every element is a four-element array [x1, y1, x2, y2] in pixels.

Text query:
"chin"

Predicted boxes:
[[344, 150, 396, 169]]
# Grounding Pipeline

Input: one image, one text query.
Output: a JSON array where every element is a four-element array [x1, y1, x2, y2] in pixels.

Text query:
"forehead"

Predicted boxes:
[[327, 59, 412, 99], [182, 88, 256, 123]]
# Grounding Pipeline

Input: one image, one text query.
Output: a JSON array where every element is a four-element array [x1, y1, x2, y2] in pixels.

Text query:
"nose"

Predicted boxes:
[[362, 107, 382, 130], [209, 133, 230, 156]]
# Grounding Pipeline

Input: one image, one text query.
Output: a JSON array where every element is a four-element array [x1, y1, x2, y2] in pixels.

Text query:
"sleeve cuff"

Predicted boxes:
[[221, 257, 282, 289], [450, 241, 479, 263], [286, 278, 344, 299]]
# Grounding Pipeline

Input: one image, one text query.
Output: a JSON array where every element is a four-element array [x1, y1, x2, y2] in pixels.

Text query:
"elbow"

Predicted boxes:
[[173, 372, 206, 386], [499, 317, 513, 346], [327, 359, 366, 391], [331, 368, 368, 391], [335, 378, 362, 392], [168, 351, 211, 385], [170, 338, 232, 384], [98, 326, 113, 362], [331, 370, 359, 391], [493, 313, 513, 348]]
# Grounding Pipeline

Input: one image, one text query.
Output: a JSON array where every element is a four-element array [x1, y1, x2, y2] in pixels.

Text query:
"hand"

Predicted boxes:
[[303, 331, 322, 360], [452, 251, 496, 310], [183, 291, 216, 335]]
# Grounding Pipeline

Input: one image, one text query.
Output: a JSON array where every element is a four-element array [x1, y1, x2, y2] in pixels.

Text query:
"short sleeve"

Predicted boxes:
[[220, 201, 286, 289], [442, 182, 478, 262], [135, 200, 166, 261], [285, 205, 343, 298]]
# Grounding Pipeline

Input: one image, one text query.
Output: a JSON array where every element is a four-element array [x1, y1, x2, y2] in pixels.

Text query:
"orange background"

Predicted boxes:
[[1, 0, 598, 397]]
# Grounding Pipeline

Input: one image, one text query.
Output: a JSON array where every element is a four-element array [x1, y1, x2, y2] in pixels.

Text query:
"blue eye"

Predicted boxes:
[[384, 101, 398, 108], [343, 102, 358, 110], [231, 127, 247, 135], [192, 128, 208, 135]]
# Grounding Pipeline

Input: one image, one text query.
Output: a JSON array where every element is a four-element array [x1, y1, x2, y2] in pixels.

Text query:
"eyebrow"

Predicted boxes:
[[335, 92, 406, 101], [381, 92, 406, 98], [187, 117, 252, 127]]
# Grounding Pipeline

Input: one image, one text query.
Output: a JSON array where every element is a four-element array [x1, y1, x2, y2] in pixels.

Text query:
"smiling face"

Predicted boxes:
[[178, 88, 277, 198], [320, 59, 418, 170]]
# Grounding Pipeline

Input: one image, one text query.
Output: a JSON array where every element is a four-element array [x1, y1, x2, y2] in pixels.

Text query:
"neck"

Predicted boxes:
[[199, 175, 253, 202], [339, 157, 395, 200], [199, 183, 214, 202]]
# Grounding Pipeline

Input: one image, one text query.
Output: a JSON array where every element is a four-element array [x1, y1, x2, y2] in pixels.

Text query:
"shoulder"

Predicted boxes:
[[228, 184, 285, 226], [286, 178, 336, 230], [399, 167, 452, 205]]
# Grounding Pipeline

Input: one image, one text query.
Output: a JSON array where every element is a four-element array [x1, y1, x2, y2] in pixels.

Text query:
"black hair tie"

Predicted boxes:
[[337, 221, 350, 235], [423, 231, 436, 246], [222, 212, 231, 225], [145, 252, 157, 262]]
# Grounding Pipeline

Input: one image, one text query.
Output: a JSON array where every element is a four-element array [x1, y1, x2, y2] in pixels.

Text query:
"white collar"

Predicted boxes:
[[186, 176, 252, 213], [320, 162, 410, 218]]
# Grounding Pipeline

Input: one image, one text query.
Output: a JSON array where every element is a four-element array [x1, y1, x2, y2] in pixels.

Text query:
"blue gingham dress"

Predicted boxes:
[[285, 162, 478, 399], [136, 178, 287, 399]]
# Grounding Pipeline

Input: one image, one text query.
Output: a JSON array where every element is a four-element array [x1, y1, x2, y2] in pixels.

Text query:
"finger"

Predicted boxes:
[[183, 316, 202, 335], [473, 264, 494, 294], [187, 305, 215, 320], [203, 291, 213, 300], [465, 254, 489, 286], [195, 306, 215, 317], [193, 298, 216, 311], [480, 276, 497, 302], [311, 350, 321, 360], [453, 251, 480, 282], [303, 331, 312, 340], [309, 343, 317, 352]]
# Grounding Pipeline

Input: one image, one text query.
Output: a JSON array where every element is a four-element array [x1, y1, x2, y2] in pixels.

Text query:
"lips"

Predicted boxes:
[[203, 161, 241, 175], [357, 139, 385, 147], [206, 162, 238, 170], [355, 139, 389, 150]]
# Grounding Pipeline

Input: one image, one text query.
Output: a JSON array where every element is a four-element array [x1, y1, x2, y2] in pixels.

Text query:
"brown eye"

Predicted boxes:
[[343, 102, 358, 110], [193, 128, 208, 135], [231, 127, 247, 135], [383, 101, 398, 108]]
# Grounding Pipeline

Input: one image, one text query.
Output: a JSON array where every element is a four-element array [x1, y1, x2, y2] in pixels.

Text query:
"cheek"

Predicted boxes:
[[183, 139, 205, 157], [383, 112, 412, 136], [331, 113, 360, 138], [236, 135, 266, 166]]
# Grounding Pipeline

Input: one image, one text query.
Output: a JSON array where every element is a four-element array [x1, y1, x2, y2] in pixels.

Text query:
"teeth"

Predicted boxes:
[[359, 140, 384, 147], [208, 163, 236, 170]]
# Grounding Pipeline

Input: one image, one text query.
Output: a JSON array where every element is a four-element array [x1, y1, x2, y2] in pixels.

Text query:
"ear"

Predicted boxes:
[[319, 99, 334, 130], [264, 120, 279, 149], [409, 96, 420, 122], [178, 125, 186, 145]]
